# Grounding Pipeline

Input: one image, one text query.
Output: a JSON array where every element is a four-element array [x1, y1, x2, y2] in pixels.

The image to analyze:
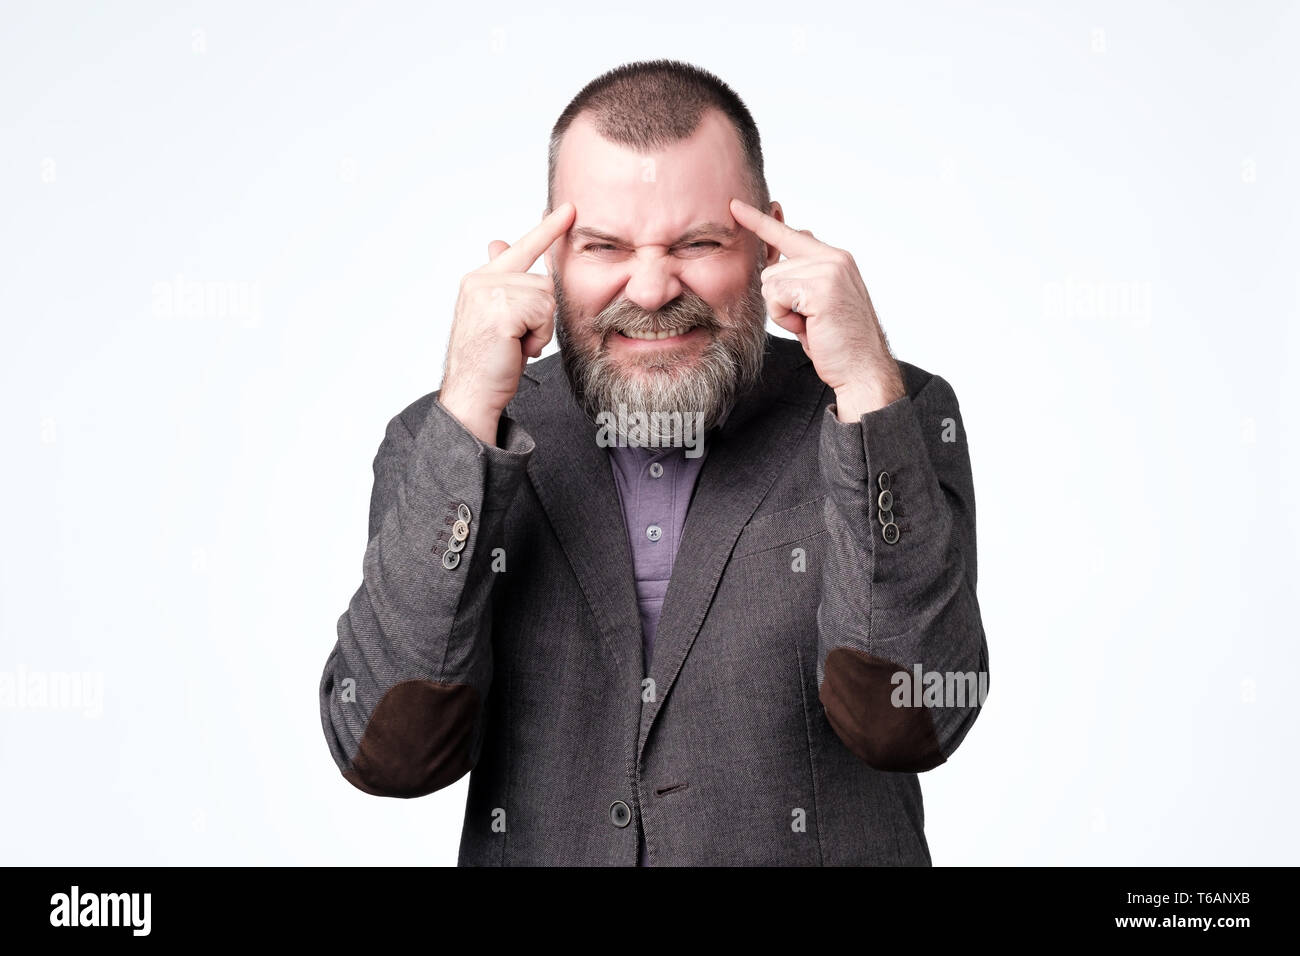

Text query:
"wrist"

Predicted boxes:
[[834, 373, 905, 423], [438, 387, 502, 446]]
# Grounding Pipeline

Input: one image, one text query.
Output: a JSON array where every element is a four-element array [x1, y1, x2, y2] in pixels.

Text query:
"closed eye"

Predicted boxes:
[[580, 241, 722, 254]]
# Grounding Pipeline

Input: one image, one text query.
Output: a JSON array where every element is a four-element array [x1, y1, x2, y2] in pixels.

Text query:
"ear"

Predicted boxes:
[[543, 208, 555, 275], [763, 201, 785, 268]]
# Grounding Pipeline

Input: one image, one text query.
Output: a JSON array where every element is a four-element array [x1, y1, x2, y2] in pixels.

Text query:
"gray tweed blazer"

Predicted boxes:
[[319, 334, 988, 865]]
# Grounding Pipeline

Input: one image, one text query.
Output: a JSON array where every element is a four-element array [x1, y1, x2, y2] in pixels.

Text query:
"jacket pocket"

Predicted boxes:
[[731, 495, 828, 559]]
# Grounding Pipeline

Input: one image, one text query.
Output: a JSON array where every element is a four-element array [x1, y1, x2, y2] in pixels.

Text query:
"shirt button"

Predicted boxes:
[[646, 524, 662, 542], [609, 800, 632, 828], [649, 462, 664, 478]]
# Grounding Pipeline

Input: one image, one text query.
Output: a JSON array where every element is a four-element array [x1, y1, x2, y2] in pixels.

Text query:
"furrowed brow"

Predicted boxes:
[[570, 222, 740, 246]]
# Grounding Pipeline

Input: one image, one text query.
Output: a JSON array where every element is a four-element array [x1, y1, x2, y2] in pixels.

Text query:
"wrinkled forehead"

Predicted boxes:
[[552, 110, 751, 246]]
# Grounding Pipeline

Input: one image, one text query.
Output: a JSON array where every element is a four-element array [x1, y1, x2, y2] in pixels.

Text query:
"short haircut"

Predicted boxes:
[[547, 59, 770, 214]]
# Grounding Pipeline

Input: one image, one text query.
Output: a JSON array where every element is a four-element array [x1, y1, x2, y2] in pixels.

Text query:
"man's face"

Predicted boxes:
[[546, 109, 781, 442]]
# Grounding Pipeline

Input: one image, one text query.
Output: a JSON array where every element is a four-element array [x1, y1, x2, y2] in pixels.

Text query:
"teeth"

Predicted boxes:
[[621, 327, 690, 341]]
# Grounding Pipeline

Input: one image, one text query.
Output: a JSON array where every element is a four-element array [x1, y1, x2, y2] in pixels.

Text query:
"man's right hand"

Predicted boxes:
[[438, 202, 576, 446]]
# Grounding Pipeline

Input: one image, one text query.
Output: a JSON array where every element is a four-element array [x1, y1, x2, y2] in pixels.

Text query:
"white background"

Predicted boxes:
[[2, 0, 1296, 865]]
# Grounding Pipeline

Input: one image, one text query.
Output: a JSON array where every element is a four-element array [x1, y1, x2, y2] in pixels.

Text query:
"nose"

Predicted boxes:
[[621, 251, 683, 314]]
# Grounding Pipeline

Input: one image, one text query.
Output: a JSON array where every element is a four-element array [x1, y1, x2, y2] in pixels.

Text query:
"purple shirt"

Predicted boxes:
[[607, 442, 710, 670], [606, 424, 722, 867]]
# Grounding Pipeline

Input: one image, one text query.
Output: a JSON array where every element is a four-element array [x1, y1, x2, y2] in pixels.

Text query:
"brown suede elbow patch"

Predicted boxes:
[[820, 647, 946, 772], [343, 679, 480, 798]]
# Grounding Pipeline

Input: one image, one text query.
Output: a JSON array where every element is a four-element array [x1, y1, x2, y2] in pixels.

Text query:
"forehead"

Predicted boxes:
[[553, 109, 750, 243]]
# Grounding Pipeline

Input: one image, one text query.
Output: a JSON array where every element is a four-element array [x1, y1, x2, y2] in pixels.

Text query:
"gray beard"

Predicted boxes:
[[555, 263, 769, 447]]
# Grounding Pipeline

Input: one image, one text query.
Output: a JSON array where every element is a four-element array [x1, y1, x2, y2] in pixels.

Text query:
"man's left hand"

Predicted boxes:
[[730, 197, 906, 421]]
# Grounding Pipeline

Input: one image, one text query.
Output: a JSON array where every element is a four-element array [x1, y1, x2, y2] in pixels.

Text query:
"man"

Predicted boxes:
[[319, 59, 989, 866]]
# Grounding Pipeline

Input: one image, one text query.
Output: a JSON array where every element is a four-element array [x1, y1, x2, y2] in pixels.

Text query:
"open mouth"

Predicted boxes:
[[614, 324, 699, 342]]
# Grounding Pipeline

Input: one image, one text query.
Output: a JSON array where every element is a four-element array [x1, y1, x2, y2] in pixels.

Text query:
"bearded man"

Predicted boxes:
[[319, 58, 990, 866]]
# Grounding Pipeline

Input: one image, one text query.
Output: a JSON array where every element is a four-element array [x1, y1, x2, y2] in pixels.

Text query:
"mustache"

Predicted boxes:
[[588, 289, 722, 336]]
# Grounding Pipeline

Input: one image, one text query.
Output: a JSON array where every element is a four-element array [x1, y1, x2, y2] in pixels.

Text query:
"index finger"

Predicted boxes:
[[482, 201, 576, 274], [728, 197, 824, 259]]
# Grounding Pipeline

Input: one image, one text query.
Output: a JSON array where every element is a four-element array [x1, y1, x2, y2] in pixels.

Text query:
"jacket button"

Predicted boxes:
[[609, 800, 632, 828], [881, 521, 900, 545], [878, 507, 894, 527], [446, 535, 466, 553], [457, 503, 472, 523], [877, 489, 893, 512], [442, 550, 461, 569], [451, 519, 470, 541], [877, 471, 891, 492]]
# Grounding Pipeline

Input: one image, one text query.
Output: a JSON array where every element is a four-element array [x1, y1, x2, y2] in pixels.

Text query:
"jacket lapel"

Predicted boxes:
[[508, 358, 645, 688], [635, 338, 825, 758]]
